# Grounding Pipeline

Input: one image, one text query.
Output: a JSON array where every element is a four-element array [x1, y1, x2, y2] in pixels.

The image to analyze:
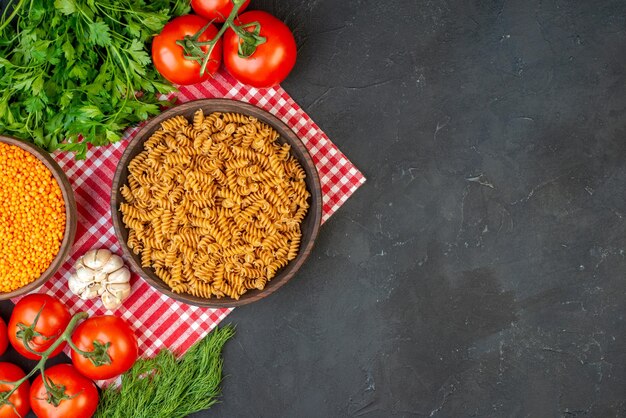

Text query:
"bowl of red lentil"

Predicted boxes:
[[0, 136, 77, 300]]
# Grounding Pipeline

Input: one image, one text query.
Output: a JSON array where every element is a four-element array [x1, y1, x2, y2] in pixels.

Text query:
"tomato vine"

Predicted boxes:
[[0, 311, 98, 409], [175, 0, 266, 76]]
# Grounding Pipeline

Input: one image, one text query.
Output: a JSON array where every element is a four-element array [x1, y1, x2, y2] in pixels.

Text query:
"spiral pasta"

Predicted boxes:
[[120, 109, 310, 300]]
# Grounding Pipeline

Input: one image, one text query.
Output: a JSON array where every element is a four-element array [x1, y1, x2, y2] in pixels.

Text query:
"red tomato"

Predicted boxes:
[[191, 0, 250, 22], [0, 317, 7, 356], [223, 11, 297, 88], [0, 363, 30, 418], [152, 15, 222, 85], [30, 364, 98, 418], [8, 294, 71, 360], [70, 316, 138, 380]]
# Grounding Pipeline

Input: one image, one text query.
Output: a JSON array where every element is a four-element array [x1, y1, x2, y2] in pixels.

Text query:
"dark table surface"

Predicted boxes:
[[2, 0, 626, 417]]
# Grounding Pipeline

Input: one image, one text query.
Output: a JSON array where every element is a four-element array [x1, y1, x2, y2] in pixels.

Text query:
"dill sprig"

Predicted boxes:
[[95, 325, 235, 418]]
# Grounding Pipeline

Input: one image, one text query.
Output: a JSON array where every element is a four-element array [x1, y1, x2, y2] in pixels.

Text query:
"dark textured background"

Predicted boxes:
[[2, 0, 626, 417]]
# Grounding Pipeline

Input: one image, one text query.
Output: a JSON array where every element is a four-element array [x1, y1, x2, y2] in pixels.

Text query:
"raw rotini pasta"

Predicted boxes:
[[120, 109, 310, 300]]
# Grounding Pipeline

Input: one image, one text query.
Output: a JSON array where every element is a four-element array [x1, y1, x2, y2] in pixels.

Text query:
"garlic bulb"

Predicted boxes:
[[68, 249, 132, 310]]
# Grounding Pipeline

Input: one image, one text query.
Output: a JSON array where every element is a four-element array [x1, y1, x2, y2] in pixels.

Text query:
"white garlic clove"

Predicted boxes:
[[82, 249, 100, 269], [101, 293, 120, 310], [97, 283, 107, 296], [69, 248, 133, 309], [81, 284, 101, 300], [68, 273, 89, 294], [94, 271, 108, 283], [76, 266, 96, 282], [117, 287, 132, 302], [100, 282, 131, 310], [75, 257, 86, 269], [107, 282, 131, 295], [107, 267, 131, 284], [95, 249, 113, 266], [101, 255, 125, 274]]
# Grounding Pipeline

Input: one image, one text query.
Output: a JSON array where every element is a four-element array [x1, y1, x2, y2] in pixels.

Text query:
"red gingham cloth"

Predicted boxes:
[[13, 71, 365, 359]]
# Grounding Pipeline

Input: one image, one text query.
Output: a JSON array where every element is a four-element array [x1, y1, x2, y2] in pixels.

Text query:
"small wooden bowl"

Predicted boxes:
[[111, 99, 322, 307], [0, 136, 77, 300]]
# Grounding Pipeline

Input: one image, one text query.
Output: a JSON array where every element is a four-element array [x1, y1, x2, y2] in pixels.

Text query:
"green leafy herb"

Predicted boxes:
[[0, 0, 191, 159], [94, 325, 235, 418]]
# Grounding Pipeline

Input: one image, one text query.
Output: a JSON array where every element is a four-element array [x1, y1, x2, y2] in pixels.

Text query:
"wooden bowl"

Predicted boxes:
[[111, 99, 322, 307], [0, 136, 77, 300]]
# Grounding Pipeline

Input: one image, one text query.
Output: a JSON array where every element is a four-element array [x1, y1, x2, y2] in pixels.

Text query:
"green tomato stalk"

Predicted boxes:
[[0, 311, 106, 413], [176, 0, 266, 76]]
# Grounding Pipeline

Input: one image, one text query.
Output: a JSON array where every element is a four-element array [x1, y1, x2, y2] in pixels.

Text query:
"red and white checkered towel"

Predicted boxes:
[[16, 71, 365, 358]]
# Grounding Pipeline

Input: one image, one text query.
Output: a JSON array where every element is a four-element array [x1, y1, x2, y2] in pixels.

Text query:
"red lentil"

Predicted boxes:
[[0, 143, 66, 292]]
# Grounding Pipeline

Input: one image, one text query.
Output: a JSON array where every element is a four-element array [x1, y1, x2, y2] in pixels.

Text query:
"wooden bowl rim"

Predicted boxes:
[[111, 98, 323, 308], [0, 136, 78, 300]]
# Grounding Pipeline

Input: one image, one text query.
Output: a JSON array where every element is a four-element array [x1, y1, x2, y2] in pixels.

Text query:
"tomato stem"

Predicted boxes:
[[66, 338, 112, 366], [15, 303, 59, 358], [65, 336, 95, 358], [230, 21, 266, 58], [39, 371, 79, 407], [0, 312, 89, 409], [174, 0, 265, 77]]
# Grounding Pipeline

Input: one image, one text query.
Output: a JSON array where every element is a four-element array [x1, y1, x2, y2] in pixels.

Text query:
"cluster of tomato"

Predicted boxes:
[[0, 294, 138, 418], [152, 0, 297, 88]]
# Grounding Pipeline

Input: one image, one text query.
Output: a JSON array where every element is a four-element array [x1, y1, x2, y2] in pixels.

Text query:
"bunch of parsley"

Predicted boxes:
[[0, 0, 189, 159]]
